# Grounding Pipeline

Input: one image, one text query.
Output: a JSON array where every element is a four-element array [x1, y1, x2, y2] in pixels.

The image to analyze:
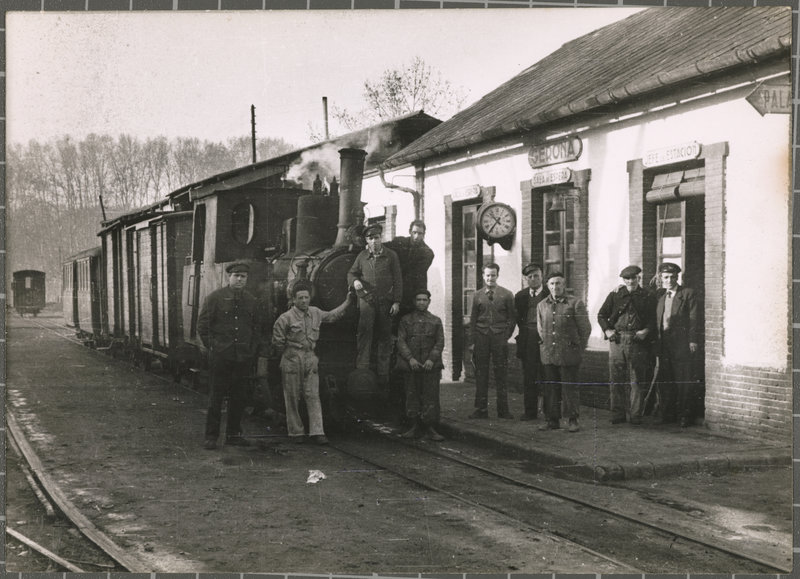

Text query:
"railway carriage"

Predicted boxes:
[[62, 247, 103, 342], [12, 270, 46, 316]]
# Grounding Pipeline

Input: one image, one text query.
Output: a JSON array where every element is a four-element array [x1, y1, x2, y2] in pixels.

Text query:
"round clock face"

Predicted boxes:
[[479, 203, 516, 239]]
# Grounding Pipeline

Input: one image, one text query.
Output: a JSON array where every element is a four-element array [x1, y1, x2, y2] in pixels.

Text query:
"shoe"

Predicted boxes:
[[497, 411, 514, 419], [468, 409, 489, 419], [401, 422, 421, 439], [568, 419, 580, 433], [538, 421, 559, 431], [203, 438, 217, 450], [311, 435, 329, 445], [225, 435, 251, 447], [290, 436, 306, 444], [611, 417, 626, 425], [519, 413, 538, 421], [425, 426, 445, 441]]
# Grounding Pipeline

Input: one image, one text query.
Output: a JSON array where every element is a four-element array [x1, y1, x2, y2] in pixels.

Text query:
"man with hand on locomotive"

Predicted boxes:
[[198, 262, 264, 450], [347, 223, 403, 386], [272, 280, 355, 445]]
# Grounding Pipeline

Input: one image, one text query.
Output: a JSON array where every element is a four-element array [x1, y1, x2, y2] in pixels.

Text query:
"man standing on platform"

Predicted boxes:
[[537, 272, 591, 433], [469, 263, 516, 420], [514, 263, 549, 421], [597, 265, 656, 425], [272, 280, 354, 445], [655, 262, 700, 427], [396, 289, 445, 441], [198, 262, 263, 450], [347, 223, 403, 385]]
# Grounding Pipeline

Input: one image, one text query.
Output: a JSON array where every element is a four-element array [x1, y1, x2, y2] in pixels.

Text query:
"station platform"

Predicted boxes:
[[432, 381, 791, 482]]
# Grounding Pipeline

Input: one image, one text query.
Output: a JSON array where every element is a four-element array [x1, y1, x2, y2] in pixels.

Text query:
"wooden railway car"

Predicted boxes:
[[62, 247, 103, 342], [12, 270, 46, 316]]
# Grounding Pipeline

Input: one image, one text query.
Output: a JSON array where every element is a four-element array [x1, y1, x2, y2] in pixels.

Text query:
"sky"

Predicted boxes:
[[7, 8, 644, 150]]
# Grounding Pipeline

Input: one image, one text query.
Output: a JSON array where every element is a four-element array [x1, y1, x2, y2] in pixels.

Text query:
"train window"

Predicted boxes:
[[231, 203, 256, 245]]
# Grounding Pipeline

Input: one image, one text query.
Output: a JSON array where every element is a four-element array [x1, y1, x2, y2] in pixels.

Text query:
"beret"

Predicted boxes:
[[522, 262, 542, 275], [226, 261, 250, 274], [619, 265, 641, 279], [658, 262, 681, 274], [413, 289, 432, 298], [363, 223, 383, 237]]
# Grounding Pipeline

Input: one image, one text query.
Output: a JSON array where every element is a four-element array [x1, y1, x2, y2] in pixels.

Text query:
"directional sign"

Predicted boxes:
[[746, 78, 792, 116]]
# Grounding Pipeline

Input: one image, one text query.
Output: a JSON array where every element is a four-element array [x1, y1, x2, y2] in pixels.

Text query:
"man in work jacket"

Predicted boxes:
[[396, 289, 445, 441], [272, 280, 354, 445], [514, 262, 549, 421], [655, 262, 700, 427], [347, 223, 403, 384], [387, 219, 435, 319], [597, 265, 656, 425], [198, 262, 264, 450], [537, 272, 592, 433]]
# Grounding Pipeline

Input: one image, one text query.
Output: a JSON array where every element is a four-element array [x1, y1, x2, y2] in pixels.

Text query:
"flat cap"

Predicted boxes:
[[363, 223, 383, 237], [413, 289, 432, 298], [657, 262, 681, 274], [619, 265, 641, 279], [546, 271, 565, 282], [226, 261, 250, 274], [522, 262, 542, 275]]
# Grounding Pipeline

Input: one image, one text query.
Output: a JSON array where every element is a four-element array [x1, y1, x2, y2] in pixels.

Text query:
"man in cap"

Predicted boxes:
[[347, 223, 403, 384], [198, 261, 264, 449], [655, 262, 700, 427], [469, 263, 516, 419], [597, 265, 656, 425], [537, 272, 591, 432], [272, 280, 355, 444], [395, 289, 446, 441], [514, 263, 549, 421]]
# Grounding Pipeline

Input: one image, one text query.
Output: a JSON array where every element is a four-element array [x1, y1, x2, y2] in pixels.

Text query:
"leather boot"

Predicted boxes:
[[401, 418, 420, 439]]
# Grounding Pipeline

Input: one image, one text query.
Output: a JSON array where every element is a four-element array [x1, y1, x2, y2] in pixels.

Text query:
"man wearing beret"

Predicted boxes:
[[347, 223, 403, 384], [395, 289, 446, 441], [514, 263, 549, 421], [655, 262, 700, 427], [198, 262, 264, 449], [597, 265, 656, 425]]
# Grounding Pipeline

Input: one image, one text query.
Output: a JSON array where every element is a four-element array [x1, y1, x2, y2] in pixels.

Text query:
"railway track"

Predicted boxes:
[[331, 427, 788, 575]]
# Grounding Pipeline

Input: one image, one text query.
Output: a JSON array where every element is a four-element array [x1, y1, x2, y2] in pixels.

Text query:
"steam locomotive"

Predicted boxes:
[[63, 148, 388, 425]]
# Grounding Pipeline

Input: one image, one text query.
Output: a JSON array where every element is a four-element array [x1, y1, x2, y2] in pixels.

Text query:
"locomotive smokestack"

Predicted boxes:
[[334, 148, 367, 246]]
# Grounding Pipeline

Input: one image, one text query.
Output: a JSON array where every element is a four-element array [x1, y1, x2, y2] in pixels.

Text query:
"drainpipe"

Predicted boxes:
[[378, 167, 423, 220]]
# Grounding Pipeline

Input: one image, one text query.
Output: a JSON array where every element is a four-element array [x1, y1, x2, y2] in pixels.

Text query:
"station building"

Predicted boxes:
[[373, 7, 792, 441]]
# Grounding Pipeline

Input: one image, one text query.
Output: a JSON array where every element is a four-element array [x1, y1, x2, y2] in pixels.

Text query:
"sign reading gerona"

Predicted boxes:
[[528, 136, 583, 169]]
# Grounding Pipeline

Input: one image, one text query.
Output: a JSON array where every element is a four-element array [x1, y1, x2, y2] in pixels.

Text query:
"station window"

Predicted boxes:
[[462, 205, 479, 316], [231, 203, 255, 245], [543, 189, 577, 294]]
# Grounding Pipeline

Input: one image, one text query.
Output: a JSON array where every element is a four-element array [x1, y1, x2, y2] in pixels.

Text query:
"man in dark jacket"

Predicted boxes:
[[655, 262, 700, 427], [197, 262, 263, 449], [514, 263, 549, 421], [597, 265, 656, 425], [396, 289, 445, 441], [387, 220, 435, 319], [347, 223, 403, 384]]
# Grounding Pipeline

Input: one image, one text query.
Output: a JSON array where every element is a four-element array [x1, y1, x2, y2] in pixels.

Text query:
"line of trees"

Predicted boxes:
[[7, 133, 296, 304]]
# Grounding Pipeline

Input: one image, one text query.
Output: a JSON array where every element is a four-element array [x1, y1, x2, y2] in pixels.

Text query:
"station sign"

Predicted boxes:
[[643, 141, 701, 168], [746, 77, 792, 116], [531, 167, 572, 188], [528, 136, 583, 169], [451, 184, 482, 201]]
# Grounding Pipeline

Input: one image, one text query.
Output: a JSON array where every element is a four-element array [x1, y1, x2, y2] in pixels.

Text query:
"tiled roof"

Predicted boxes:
[[383, 7, 791, 169]]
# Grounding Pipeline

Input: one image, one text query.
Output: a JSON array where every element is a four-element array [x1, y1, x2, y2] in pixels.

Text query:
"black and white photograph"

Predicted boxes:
[[4, 5, 794, 576]]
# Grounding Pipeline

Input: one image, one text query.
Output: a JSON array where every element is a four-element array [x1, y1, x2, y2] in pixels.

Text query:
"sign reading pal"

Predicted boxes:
[[746, 77, 791, 116]]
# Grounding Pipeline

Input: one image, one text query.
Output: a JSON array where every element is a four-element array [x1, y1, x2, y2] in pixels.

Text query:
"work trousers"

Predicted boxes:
[[356, 297, 394, 377], [658, 353, 694, 422], [205, 356, 251, 439], [609, 333, 650, 421], [541, 364, 580, 423], [403, 370, 441, 425], [280, 348, 325, 438], [473, 332, 509, 413], [521, 337, 543, 417]]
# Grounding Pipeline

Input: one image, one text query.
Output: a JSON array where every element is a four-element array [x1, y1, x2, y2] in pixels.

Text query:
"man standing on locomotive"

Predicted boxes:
[[347, 223, 403, 386], [272, 280, 354, 445], [396, 289, 445, 441], [198, 262, 263, 450], [388, 220, 435, 319]]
